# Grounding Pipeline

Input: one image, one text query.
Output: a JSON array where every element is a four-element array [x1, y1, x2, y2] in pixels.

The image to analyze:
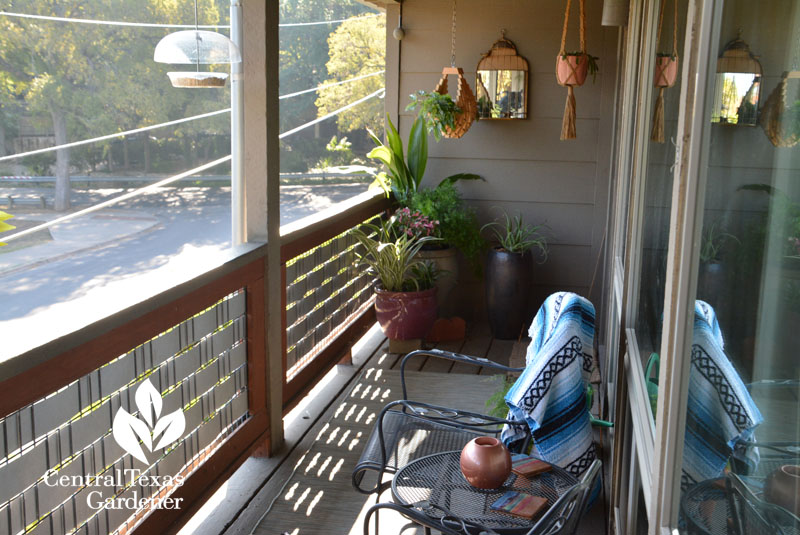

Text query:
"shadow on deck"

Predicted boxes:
[[178, 322, 609, 535]]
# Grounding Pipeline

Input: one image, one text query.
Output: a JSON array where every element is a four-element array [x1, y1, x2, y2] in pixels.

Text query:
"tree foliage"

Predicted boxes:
[[315, 14, 385, 135], [0, 0, 230, 209]]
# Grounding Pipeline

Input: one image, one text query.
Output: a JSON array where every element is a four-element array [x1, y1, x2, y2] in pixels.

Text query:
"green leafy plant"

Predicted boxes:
[[405, 90, 462, 141], [483, 210, 548, 258], [562, 52, 600, 83], [738, 184, 800, 256], [407, 183, 486, 272], [485, 375, 515, 418], [699, 220, 739, 264], [314, 135, 355, 170], [367, 114, 482, 204], [351, 218, 440, 292], [0, 210, 15, 247]]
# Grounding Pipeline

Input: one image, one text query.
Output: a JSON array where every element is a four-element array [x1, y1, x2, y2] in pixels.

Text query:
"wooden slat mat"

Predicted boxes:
[[250, 368, 505, 535]]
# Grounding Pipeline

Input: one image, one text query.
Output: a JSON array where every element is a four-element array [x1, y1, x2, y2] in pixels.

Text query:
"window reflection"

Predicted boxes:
[[679, 1, 800, 531]]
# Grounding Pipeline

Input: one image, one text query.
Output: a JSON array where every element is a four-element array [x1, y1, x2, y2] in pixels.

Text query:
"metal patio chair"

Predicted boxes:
[[351, 348, 531, 495]]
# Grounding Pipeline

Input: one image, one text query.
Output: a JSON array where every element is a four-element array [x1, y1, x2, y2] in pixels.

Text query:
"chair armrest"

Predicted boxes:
[[400, 349, 524, 399]]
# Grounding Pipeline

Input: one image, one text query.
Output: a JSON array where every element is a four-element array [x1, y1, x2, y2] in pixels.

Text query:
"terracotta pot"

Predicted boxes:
[[374, 286, 437, 340], [654, 55, 678, 88], [556, 54, 589, 87], [486, 247, 533, 340], [460, 436, 512, 489], [764, 465, 800, 516], [417, 247, 459, 308]]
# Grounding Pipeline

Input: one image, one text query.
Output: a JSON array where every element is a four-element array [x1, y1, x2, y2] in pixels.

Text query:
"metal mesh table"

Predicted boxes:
[[391, 451, 577, 533], [681, 478, 800, 535]]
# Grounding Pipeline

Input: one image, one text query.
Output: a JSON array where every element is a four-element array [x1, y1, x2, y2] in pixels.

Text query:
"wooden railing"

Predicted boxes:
[[0, 250, 270, 535], [0, 190, 389, 535]]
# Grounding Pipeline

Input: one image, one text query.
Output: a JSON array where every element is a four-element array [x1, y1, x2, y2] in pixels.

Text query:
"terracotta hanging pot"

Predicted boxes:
[[650, 0, 679, 143], [764, 464, 800, 516], [556, 54, 590, 87], [460, 436, 512, 489], [654, 55, 679, 88]]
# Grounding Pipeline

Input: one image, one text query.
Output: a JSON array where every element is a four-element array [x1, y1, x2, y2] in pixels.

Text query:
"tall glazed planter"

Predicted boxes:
[[486, 247, 533, 340]]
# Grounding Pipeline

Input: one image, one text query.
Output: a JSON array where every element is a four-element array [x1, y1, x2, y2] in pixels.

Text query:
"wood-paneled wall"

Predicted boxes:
[[393, 0, 619, 319]]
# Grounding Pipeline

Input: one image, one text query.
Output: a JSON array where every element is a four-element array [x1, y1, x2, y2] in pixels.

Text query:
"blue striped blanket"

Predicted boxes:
[[681, 300, 763, 489], [501, 292, 597, 477]]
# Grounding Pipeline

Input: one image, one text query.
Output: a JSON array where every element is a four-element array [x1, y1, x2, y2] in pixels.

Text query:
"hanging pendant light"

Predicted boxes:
[[154, 0, 241, 88]]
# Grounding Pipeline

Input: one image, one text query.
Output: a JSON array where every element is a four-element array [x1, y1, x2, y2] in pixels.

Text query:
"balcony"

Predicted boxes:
[[0, 189, 610, 535]]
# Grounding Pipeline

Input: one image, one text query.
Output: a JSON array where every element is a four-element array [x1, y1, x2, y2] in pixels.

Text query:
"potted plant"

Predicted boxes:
[[351, 218, 440, 342], [406, 90, 462, 141], [368, 114, 481, 204], [406, 180, 485, 279], [654, 53, 679, 88], [698, 220, 738, 303], [482, 211, 548, 340], [555, 52, 599, 87]]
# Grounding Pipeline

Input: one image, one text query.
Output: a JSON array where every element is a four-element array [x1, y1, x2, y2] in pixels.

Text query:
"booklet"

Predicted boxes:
[[510, 454, 552, 477], [490, 490, 548, 519]]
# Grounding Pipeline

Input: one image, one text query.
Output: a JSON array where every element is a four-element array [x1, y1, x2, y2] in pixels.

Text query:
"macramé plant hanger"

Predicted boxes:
[[651, 0, 679, 143], [433, 0, 477, 138], [555, 0, 590, 140]]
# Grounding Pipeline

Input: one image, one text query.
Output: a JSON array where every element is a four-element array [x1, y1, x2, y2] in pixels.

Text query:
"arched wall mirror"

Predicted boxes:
[[710, 33, 763, 126], [476, 32, 529, 120]]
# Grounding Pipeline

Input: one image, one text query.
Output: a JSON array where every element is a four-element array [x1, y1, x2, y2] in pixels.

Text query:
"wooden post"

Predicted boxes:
[[243, 0, 284, 454]]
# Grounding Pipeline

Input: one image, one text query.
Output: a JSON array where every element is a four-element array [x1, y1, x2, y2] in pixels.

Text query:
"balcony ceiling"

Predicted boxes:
[[355, 0, 397, 9]]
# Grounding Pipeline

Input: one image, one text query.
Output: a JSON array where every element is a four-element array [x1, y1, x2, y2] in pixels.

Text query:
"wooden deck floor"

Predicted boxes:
[[180, 322, 608, 535]]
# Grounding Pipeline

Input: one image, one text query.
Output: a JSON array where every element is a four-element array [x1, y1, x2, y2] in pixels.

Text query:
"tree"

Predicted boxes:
[[316, 14, 385, 135], [0, 0, 227, 210], [278, 0, 376, 171]]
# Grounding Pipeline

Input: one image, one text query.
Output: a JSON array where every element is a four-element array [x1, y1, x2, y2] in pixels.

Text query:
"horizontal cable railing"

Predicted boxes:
[[280, 190, 389, 409], [0, 292, 248, 535], [0, 253, 270, 535]]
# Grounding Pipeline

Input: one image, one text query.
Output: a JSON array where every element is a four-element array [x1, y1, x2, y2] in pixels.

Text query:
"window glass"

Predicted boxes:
[[679, 1, 800, 531], [278, 1, 384, 226], [0, 1, 232, 358], [634, 0, 688, 368]]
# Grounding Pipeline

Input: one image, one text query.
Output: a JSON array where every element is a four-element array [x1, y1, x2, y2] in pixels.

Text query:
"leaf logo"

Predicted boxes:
[[112, 379, 186, 464]]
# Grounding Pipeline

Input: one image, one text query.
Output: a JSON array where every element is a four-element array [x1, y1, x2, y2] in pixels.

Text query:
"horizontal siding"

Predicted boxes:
[[398, 115, 600, 162], [424, 158, 596, 204], [398, 0, 615, 311]]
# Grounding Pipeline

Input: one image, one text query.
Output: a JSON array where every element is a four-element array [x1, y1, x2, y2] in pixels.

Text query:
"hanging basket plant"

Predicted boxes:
[[650, 0, 679, 143], [759, 71, 800, 148], [434, 67, 477, 139], [556, 0, 596, 140], [429, 0, 477, 139]]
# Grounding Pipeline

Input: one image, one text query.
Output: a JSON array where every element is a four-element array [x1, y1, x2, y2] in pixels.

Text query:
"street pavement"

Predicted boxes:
[[0, 183, 369, 359]]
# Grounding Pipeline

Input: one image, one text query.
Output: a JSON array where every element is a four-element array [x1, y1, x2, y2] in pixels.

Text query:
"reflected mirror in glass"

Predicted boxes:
[[710, 35, 762, 125], [476, 32, 528, 120]]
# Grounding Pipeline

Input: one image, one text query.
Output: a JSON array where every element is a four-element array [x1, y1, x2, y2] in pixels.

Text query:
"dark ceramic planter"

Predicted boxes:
[[486, 247, 533, 340], [375, 286, 438, 340]]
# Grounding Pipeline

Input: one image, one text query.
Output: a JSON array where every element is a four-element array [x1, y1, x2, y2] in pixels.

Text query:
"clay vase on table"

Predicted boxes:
[[459, 436, 512, 489], [764, 464, 800, 516]]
